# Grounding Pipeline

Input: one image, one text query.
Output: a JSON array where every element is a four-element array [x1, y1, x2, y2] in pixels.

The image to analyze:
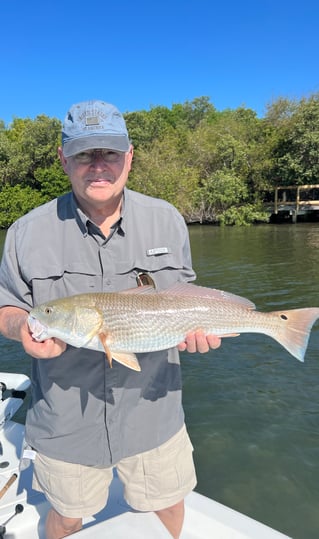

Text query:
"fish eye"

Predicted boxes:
[[44, 307, 53, 315]]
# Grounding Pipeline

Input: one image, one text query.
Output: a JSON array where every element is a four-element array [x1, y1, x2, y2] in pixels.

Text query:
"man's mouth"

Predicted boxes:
[[88, 178, 114, 187], [88, 175, 114, 182]]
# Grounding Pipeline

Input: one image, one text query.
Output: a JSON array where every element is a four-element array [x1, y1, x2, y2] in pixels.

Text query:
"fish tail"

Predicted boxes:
[[270, 307, 319, 361]]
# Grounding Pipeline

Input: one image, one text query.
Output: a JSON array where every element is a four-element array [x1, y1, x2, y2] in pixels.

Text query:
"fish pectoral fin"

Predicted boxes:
[[111, 352, 141, 372], [98, 332, 113, 368], [98, 332, 141, 371]]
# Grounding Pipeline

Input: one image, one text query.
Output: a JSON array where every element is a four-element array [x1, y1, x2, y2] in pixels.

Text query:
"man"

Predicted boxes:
[[0, 100, 220, 539]]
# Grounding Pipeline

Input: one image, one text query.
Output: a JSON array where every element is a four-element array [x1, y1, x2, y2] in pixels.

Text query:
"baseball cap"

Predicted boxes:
[[62, 100, 130, 157]]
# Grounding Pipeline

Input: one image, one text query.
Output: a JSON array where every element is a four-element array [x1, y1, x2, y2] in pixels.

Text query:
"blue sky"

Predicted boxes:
[[1, 0, 319, 125]]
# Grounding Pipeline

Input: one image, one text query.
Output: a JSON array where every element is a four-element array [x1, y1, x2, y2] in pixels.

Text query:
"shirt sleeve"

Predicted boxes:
[[176, 211, 196, 284], [0, 224, 33, 311]]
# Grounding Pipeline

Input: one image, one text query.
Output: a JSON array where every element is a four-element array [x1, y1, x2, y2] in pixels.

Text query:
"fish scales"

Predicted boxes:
[[94, 293, 281, 351]]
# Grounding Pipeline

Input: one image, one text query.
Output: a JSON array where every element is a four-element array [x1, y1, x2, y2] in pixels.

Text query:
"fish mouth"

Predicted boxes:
[[27, 315, 49, 342]]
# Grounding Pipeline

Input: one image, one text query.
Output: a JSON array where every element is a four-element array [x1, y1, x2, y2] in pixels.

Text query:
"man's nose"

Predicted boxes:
[[89, 153, 109, 168]]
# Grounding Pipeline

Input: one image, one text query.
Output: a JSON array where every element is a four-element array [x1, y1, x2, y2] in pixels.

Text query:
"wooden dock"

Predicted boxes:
[[270, 184, 319, 223]]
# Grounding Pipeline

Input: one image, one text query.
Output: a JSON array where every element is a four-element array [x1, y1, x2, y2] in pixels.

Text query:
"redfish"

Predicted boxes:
[[27, 283, 319, 371]]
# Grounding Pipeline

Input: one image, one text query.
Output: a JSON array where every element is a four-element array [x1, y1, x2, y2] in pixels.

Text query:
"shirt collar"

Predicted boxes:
[[71, 190, 127, 237], [70, 193, 88, 235]]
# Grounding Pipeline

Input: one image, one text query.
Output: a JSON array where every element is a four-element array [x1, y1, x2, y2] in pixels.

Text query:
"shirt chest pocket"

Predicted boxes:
[[29, 260, 102, 305], [114, 250, 186, 291]]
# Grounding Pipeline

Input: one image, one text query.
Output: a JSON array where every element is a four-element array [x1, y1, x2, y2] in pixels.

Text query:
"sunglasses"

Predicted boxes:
[[73, 149, 123, 164]]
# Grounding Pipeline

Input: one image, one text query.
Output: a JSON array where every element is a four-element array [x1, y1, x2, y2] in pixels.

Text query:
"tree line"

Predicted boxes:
[[0, 94, 319, 228]]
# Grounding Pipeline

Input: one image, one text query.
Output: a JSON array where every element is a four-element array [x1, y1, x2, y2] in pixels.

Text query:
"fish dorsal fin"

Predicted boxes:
[[160, 282, 256, 310], [119, 285, 157, 295]]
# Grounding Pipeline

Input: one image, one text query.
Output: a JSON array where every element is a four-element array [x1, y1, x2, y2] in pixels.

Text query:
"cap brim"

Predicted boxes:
[[63, 135, 130, 157]]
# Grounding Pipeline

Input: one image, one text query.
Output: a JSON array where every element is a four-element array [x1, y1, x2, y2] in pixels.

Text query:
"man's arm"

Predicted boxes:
[[0, 306, 66, 359], [0, 306, 27, 341]]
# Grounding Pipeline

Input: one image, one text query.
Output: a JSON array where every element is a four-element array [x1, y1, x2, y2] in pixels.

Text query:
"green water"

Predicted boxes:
[[183, 223, 319, 539], [1, 224, 319, 538]]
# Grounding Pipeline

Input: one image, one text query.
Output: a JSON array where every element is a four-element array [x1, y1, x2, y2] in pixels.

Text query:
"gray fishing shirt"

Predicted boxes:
[[0, 188, 195, 466]]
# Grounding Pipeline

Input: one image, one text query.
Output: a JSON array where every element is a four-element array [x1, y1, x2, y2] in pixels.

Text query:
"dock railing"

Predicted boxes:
[[274, 184, 319, 222]]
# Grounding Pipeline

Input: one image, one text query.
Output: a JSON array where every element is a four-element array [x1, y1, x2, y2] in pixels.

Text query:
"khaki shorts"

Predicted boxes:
[[32, 425, 197, 518]]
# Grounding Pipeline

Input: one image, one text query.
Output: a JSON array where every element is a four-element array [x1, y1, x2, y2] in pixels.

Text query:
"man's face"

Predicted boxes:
[[59, 146, 133, 211]]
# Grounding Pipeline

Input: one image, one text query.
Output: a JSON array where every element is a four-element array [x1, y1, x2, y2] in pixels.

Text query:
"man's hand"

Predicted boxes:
[[0, 306, 66, 359], [177, 330, 221, 354]]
